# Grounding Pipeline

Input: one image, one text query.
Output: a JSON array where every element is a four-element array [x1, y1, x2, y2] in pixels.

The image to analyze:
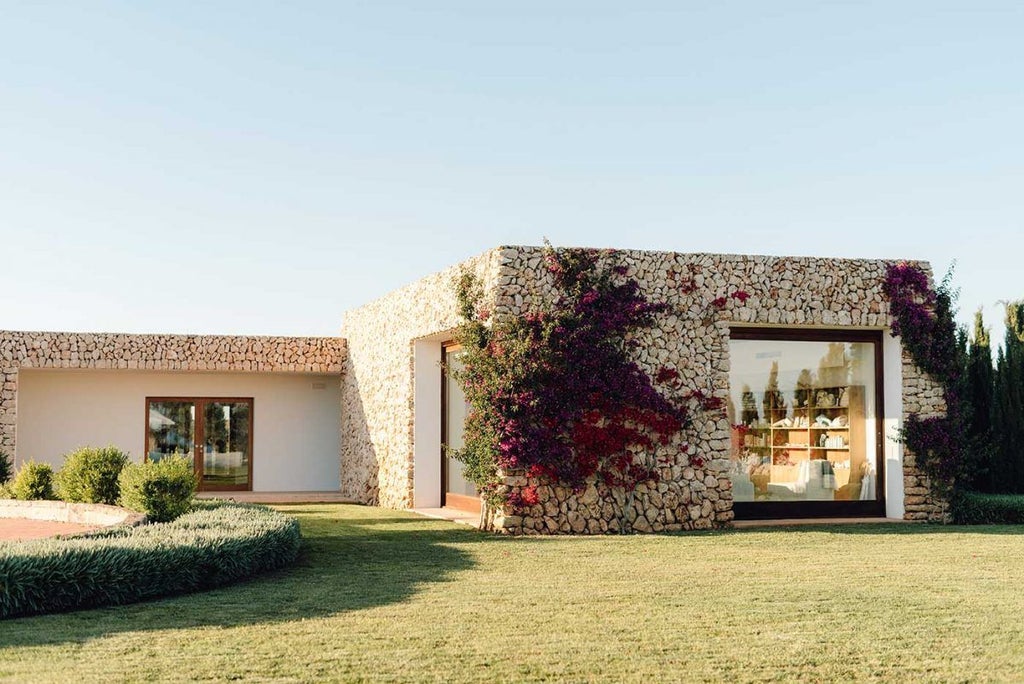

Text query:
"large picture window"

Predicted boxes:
[[727, 329, 884, 518]]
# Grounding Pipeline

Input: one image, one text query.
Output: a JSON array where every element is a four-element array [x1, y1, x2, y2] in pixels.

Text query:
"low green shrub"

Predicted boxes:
[[0, 450, 12, 483], [118, 455, 197, 522], [0, 501, 301, 618], [10, 461, 55, 501], [952, 491, 1024, 524], [55, 446, 129, 505]]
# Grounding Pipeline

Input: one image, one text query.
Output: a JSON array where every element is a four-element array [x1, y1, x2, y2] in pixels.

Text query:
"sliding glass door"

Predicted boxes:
[[147, 397, 253, 491], [442, 343, 479, 513]]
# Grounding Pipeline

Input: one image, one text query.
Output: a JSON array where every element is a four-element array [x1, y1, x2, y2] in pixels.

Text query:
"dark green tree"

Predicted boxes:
[[965, 310, 995, 491], [0, 450, 12, 483], [934, 275, 974, 491], [204, 402, 230, 451], [228, 403, 250, 454], [993, 302, 1024, 493]]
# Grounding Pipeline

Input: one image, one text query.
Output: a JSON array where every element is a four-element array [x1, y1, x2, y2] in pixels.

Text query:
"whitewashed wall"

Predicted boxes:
[[883, 334, 906, 518], [16, 369, 341, 491], [412, 335, 446, 508]]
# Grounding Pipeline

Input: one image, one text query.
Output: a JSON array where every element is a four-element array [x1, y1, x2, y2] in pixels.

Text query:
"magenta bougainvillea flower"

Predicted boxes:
[[882, 261, 966, 494], [451, 246, 723, 506]]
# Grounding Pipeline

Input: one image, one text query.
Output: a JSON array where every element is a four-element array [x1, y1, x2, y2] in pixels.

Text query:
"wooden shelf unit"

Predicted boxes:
[[736, 385, 867, 488]]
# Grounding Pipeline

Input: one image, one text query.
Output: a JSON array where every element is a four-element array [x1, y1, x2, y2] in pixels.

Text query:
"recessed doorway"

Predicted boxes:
[[441, 343, 480, 513]]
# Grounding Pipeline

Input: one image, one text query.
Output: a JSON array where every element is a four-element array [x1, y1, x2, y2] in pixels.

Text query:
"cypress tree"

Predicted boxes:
[[965, 310, 995, 491], [932, 273, 972, 491], [993, 346, 1009, 491], [993, 302, 1024, 493]]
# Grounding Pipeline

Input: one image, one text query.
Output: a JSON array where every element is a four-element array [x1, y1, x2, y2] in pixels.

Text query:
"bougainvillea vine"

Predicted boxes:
[[451, 245, 723, 514], [883, 262, 970, 495]]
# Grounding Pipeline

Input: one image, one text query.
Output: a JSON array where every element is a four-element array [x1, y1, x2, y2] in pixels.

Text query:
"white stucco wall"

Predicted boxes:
[[412, 334, 446, 508], [15, 369, 342, 491], [883, 335, 906, 518]]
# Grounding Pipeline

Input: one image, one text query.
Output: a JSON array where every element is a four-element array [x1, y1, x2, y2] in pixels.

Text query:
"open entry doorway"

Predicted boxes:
[[441, 343, 480, 513]]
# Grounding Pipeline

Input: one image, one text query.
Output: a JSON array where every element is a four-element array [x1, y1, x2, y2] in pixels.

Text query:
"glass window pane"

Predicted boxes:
[[203, 401, 250, 488], [727, 338, 878, 503], [148, 401, 195, 462], [444, 348, 476, 497]]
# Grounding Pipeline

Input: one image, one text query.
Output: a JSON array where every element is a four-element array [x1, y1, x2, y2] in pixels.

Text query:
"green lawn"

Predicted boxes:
[[2, 505, 1023, 682]]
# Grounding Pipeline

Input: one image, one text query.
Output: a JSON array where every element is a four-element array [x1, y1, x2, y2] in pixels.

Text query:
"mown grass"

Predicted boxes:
[[1, 504, 1023, 682]]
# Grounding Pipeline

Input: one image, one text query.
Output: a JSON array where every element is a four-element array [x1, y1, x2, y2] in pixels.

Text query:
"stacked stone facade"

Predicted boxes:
[[492, 248, 901, 533], [340, 245, 948, 532], [2, 245, 949, 530], [339, 250, 503, 507], [900, 355, 950, 522], [0, 331, 345, 455]]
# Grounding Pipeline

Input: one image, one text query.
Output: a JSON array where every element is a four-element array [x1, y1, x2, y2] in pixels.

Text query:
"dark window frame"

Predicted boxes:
[[728, 327, 886, 520], [144, 396, 254, 492]]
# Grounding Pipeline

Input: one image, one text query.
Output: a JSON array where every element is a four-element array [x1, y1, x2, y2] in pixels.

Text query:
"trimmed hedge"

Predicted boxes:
[[952, 491, 1024, 525], [119, 455, 197, 522], [55, 446, 129, 505], [0, 501, 300, 619], [10, 461, 55, 501]]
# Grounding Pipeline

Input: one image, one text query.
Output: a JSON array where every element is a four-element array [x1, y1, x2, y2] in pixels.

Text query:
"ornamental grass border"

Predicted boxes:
[[0, 501, 300, 619]]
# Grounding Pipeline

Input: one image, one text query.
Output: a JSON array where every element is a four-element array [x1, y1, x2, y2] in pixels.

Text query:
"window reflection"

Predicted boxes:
[[727, 338, 878, 503], [148, 401, 195, 461], [203, 402, 250, 487], [146, 398, 252, 490]]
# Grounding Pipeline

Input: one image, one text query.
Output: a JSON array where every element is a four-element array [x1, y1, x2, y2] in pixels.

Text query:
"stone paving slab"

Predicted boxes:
[[196, 491, 356, 504], [411, 507, 481, 528]]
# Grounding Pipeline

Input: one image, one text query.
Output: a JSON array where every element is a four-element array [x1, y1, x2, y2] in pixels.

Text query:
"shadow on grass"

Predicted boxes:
[[1, 511, 483, 647]]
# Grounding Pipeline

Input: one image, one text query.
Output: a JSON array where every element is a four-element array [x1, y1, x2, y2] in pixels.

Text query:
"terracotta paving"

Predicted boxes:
[[0, 518, 99, 541]]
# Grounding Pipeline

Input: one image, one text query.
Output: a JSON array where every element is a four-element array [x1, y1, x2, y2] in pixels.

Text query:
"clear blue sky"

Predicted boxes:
[[1, 2, 1021, 338]]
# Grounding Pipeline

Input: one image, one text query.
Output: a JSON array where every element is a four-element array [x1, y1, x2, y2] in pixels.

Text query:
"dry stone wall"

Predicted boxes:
[[339, 249, 503, 507], [0, 331, 345, 455], [900, 354, 950, 522], [488, 247, 943, 533], [339, 245, 945, 529]]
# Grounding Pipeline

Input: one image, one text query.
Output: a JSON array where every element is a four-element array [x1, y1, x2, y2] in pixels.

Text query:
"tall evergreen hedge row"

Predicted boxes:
[[966, 303, 1024, 495], [0, 501, 300, 619], [952, 491, 1024, 525]]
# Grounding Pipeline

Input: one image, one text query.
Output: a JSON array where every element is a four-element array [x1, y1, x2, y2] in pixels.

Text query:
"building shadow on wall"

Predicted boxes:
[[339, 346, 380, 504], [2, 508, 481, 646]]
